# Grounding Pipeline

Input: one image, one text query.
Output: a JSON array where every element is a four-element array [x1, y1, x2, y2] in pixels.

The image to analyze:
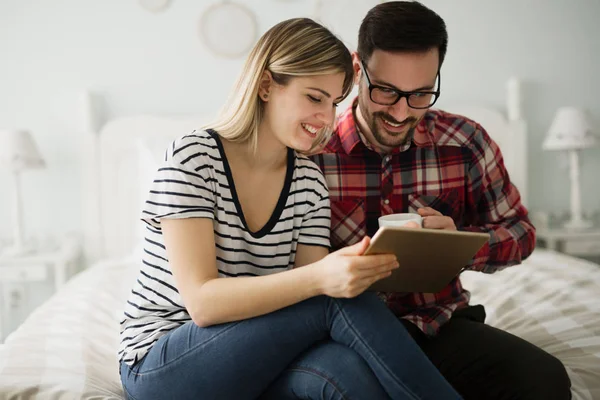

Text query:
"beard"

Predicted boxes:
[[357, 94, 419, 148]]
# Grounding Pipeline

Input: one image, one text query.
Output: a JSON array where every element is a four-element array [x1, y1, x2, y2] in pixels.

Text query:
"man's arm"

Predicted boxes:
[[462, 125, 536, 274]]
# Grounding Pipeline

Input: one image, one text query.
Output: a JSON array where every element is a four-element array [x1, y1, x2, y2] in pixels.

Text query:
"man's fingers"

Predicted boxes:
[[422, 216, 456, 230], [417, 207, 442, 217]]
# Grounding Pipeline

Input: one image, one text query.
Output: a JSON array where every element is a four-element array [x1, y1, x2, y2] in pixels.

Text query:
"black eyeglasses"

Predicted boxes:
[[360, 61, 440, 109]]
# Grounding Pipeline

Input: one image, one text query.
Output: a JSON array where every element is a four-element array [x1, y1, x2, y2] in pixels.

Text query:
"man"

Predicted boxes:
[[311, 2, 571, 399]]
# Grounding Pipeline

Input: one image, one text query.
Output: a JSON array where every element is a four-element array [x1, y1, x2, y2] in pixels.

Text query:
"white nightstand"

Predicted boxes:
[[536, 227, 600, 259], [0, 236, 82, 342]]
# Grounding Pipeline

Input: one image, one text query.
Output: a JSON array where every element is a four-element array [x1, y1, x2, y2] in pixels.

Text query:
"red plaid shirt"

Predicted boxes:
[[310, 99, 536, 336]]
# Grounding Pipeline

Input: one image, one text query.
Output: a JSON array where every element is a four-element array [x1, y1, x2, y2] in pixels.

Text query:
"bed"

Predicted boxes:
[[1, 84, 599, 399]]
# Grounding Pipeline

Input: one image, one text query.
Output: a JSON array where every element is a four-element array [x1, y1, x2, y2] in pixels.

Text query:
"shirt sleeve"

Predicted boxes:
[[298, 166, 331, 249], [462, 124, 536, 273], [141, 136, 217, 229]]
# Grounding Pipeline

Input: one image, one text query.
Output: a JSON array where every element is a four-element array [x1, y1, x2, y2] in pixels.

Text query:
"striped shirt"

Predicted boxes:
[[310, 99, 535, 337], [119, 129, 331, 366]]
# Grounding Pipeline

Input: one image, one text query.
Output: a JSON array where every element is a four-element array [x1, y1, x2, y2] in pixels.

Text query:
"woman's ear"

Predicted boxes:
[[258, 70, 273, 101]]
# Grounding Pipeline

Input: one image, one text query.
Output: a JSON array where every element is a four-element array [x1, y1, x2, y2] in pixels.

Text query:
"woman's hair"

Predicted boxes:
[[206, 18, 354, 153]]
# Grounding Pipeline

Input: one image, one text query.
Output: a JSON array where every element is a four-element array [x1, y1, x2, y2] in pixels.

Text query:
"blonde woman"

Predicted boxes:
[[118, 18, 461, 400]]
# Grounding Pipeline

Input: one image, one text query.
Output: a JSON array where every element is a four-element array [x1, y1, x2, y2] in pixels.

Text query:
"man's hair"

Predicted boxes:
[[357, 1, 448, 67]]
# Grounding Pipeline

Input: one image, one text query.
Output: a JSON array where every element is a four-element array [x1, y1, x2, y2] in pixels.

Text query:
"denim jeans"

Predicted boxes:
[[120, 293, 461, 400]]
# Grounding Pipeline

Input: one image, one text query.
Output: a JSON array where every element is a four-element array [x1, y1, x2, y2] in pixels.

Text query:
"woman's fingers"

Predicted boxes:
[[354, 260, 398, 279], [355, 270, 393, 293], [353, 254, 398, 270]]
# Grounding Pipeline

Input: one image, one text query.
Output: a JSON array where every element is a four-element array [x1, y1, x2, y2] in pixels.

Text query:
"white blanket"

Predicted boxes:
[[1, 249, 599, 399]]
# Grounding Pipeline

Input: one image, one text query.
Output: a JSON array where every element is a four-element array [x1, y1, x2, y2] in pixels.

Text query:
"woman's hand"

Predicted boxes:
[[312, 237, 399, 298]]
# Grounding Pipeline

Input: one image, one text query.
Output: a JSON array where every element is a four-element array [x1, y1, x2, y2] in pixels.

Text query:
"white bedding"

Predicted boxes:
[[0, 257, 136, 400], [1, 249, 599, 400]]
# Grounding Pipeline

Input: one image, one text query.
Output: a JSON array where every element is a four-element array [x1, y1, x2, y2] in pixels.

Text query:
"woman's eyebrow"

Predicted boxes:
[[307, 87, 344, 101], [307, 87, 331, 97]]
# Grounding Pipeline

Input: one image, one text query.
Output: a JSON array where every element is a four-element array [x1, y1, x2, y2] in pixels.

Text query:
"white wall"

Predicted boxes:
[[0, 0, 599, 246]]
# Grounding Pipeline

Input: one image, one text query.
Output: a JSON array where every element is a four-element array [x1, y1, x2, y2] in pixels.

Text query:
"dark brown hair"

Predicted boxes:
[[357, 1, 448, 67]]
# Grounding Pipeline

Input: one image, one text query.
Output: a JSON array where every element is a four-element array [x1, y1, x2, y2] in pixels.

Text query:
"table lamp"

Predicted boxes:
[[542, 107, 597, 230], [0, 129, 46, 255]]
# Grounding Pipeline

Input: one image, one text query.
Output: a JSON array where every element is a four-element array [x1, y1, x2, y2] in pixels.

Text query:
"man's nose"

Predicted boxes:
[[387, 97, 411, 122]]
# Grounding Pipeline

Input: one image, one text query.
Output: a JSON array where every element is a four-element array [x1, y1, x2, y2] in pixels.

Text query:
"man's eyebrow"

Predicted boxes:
[[373, 78, 435, 92], [307, 87, 345, 101]]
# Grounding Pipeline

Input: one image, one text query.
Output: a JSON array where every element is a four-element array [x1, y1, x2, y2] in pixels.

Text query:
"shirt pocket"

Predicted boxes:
[[330, 198, 366, 250], [408, 189, 464, 224]]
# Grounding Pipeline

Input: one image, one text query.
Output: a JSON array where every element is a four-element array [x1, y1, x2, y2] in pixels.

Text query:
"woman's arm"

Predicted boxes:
[[162, 218, 398, 328]]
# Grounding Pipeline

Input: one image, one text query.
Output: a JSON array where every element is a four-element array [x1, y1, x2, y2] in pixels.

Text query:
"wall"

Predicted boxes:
[[0, 0, 599, 246]]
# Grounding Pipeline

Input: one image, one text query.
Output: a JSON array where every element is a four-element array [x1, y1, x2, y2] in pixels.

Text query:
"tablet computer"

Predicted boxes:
[[364, 227, 489, 293]]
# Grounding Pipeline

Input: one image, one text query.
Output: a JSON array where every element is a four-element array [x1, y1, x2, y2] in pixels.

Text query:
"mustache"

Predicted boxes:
[[374, 112, 416, 126]]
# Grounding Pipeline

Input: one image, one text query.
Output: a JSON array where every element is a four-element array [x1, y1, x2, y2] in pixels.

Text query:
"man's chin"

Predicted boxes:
[[376, 125, 411, 147], [372, 134, 408, 150]]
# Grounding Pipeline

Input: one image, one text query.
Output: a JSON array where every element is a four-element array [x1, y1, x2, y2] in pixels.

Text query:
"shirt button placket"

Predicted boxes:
[[381, 155, 393, 212]]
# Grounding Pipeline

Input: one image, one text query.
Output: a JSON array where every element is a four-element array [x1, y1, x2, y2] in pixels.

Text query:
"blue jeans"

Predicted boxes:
[[120, 293, 461, 400]]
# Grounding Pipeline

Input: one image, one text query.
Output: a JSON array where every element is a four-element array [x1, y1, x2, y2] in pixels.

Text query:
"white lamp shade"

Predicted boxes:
[[0, 129, 46, 171], [543, 107, 597, 151]]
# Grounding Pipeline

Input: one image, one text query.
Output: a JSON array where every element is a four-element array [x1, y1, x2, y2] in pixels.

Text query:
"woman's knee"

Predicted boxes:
[[280, 341, 389, 399]]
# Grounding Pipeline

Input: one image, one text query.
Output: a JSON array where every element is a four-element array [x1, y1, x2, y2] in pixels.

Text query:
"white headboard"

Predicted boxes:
[[80, 100, 207, 262], [80, 79, 527, 263], [442, 78, 528, 209], [440, 108, 528, 205]]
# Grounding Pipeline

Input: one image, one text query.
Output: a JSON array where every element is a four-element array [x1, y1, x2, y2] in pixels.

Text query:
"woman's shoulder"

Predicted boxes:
[[170, 129, 219, 154], [167, 129, 222, 169], [293, 152, 328, 193], [294, 153, 326, 176]]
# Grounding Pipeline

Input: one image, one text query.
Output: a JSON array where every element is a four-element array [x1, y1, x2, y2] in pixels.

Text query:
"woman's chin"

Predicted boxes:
[[290, 138, 314, 153]]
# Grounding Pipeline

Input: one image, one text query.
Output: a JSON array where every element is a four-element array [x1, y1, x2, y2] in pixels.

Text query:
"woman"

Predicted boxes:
[[119, 18, 461, 400]]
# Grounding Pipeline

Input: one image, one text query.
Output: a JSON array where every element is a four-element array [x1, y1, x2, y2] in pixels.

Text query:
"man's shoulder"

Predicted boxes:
[[308, 134, 346, 167], [322, 131, 345, 154], [425, 109, 492, 151]]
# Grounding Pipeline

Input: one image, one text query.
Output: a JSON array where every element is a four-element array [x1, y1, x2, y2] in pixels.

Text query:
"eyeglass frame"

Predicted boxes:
[[360, 60, 441, 109]]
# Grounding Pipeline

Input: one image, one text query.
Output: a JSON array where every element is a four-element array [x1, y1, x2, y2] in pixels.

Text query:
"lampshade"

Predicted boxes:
[[0, 129, 46, 171], [542, 107, 597, 151]]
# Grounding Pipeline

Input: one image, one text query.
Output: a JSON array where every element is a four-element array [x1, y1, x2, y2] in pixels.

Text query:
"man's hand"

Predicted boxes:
[[417, 207, 456, 230]]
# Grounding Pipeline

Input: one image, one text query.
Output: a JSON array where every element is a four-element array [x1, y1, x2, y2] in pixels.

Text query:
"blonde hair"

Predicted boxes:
[[206, 18, 354, 153]]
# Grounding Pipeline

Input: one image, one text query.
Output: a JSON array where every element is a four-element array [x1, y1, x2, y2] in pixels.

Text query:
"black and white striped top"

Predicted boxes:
[[118, 129, 331, 366]]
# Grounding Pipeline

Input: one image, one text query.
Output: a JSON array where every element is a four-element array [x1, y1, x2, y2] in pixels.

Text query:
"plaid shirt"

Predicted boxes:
[[310, 99, 536, 336]]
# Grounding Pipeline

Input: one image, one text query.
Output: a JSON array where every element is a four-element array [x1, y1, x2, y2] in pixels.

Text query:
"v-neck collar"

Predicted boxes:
[[208, 129, 295, 239]]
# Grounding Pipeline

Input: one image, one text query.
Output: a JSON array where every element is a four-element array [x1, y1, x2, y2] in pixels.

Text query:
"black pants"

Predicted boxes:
[[401, 305, 572, 400]]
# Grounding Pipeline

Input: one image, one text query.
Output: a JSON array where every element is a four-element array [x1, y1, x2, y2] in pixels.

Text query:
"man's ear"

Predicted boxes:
[[258, 70, 273, 101], [351, 52, 362, 86]]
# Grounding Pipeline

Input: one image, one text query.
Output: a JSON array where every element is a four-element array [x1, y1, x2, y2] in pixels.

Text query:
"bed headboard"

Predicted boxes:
[[80, 79, 527, 263], [440, 104, 528, 207], [79, 98, 208, 262]]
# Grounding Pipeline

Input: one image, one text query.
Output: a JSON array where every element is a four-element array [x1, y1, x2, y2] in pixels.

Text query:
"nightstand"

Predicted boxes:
[[536, 227, 600, 259], [0, 236, 82, 342]]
